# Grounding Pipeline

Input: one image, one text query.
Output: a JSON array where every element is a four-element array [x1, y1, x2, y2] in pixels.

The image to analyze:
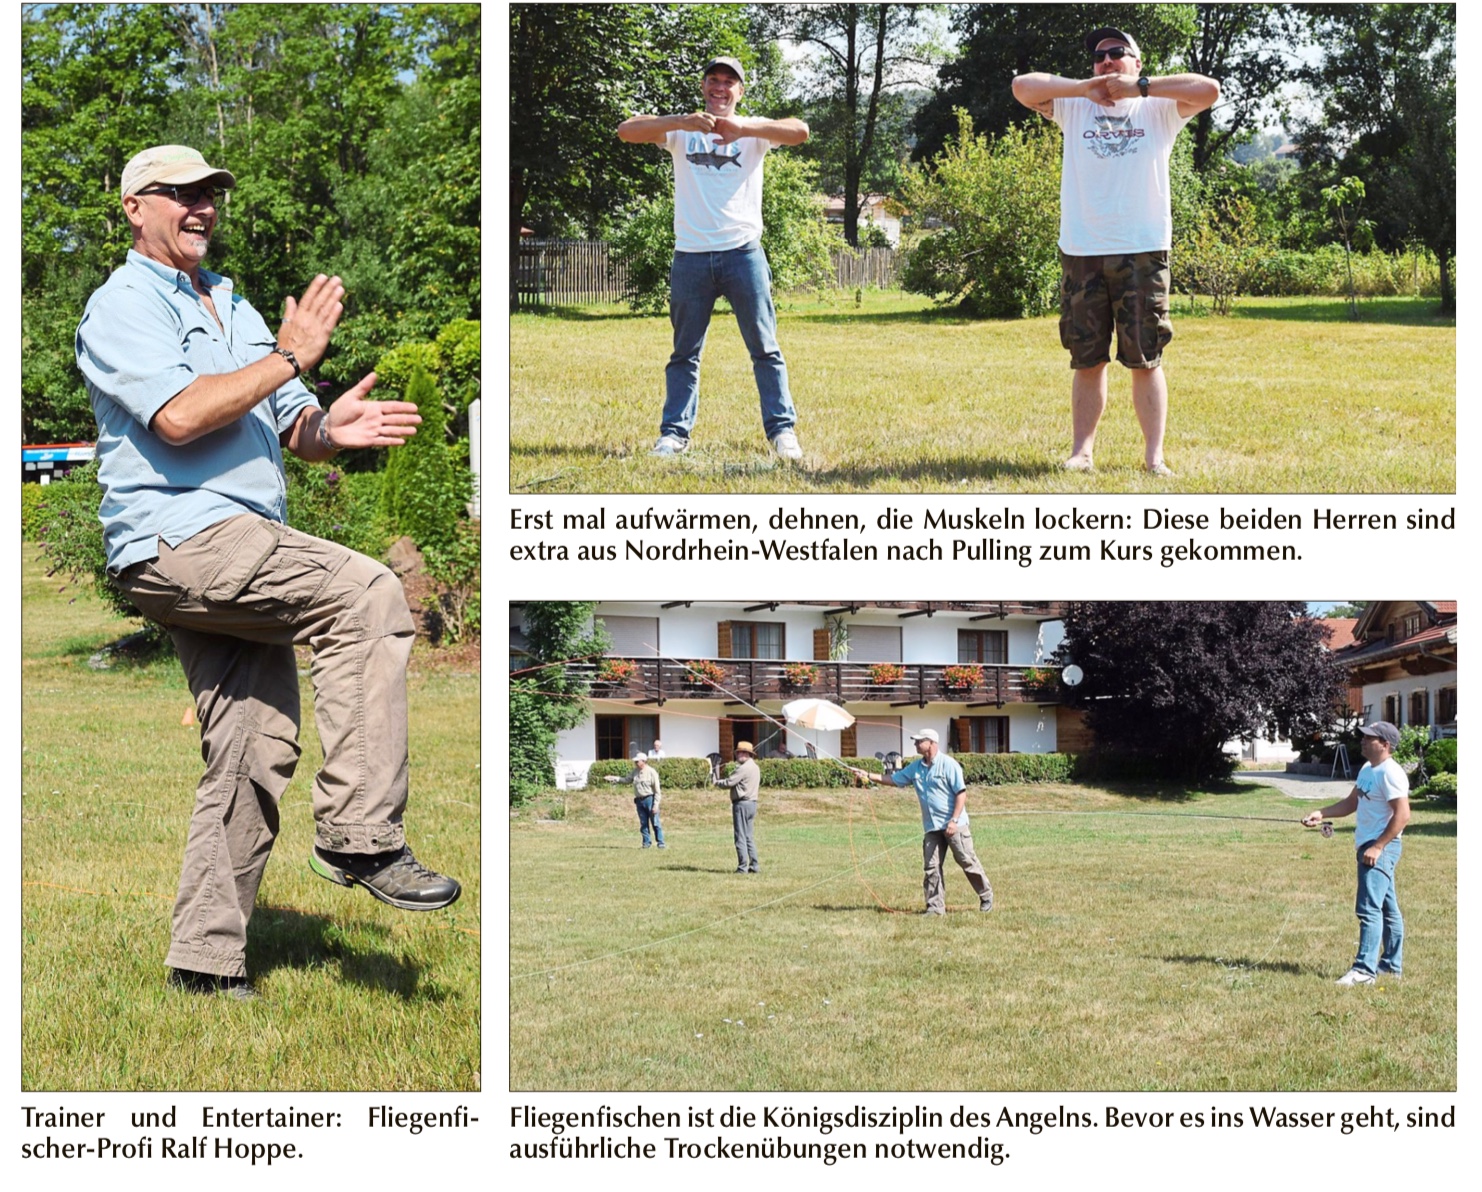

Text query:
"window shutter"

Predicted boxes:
[[840, 723, 858, 758], [813, 628, 830, 660], [952, 717, 970, 752], [719, 718, 735, 758], [717, 621, 733, 659]]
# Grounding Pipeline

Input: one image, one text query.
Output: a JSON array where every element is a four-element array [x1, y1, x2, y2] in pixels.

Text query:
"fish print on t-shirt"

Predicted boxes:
[[684, 133, 743, 172]]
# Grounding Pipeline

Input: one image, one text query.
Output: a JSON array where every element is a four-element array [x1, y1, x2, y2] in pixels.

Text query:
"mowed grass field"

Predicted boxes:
[[21, 546, 480, 1090], [510, 293, 1455, 493], [509, 781, 1456, 1091]]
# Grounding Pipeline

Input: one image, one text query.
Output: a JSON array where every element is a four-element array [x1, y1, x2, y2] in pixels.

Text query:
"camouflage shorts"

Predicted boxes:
[[1058, 251, 1173, 370]]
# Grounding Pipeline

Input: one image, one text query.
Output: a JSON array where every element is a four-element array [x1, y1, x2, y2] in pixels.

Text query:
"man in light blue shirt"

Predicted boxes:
[[75, 145, 461, 1000], [852, 729, 994, 915]]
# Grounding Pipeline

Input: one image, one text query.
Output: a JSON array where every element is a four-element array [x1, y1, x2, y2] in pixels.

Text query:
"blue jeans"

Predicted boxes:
[[1352, 838, 1403, 976], [663, 241, 797, 440], [635, 796, 664, 847]]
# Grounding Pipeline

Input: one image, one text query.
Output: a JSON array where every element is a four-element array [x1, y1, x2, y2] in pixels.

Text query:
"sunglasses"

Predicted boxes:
[[137, 184, 222, 207], [1092, 46, 1133, 62]]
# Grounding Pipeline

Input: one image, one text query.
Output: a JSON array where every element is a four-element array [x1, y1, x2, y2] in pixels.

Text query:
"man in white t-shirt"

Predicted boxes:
[[1013, 27, 1219, 476], [1303, 721, 1411, 985], [617, 56, 809, 462]]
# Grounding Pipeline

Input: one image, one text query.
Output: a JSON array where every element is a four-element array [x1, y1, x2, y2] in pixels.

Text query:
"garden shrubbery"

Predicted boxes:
[[955, 752, 1075, 785], [1424, 738, 1457, 775], [586, 757, 716, 789]]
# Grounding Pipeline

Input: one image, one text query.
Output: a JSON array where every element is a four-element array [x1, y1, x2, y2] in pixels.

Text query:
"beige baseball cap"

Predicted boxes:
[[121, 145, 237, 199]]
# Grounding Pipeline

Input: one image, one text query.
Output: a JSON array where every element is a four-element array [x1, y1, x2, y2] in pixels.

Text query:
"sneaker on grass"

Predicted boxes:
[[770, 430, 803, 461], [650, 434, 690, 457], [311, 844, 461, 911], [1335, 969, 1376, 987]]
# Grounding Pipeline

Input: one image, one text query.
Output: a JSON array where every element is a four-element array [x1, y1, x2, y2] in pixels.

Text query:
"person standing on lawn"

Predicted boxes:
[[617, 55, 809, 462], [627, 752, 666, 849], [850, 729, 993, 915], [716, 740, 762, 873], [1012, 26, 1219, 476], [75, 145, 461, 1002], [1302, 722, 1410, 985]]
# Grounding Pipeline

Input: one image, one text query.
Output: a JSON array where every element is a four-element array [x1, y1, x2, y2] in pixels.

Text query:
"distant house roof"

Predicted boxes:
[[1338, 602, 1457, 670], [1323, 618, 1358, 651]]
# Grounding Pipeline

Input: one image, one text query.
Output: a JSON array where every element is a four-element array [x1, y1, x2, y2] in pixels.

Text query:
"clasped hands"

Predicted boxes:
[[682, 111, 747, 142], [1083, 74, 1142, 107]]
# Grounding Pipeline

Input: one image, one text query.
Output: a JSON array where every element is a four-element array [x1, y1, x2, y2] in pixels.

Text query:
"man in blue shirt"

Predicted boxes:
[[852, 729, 994, 915], [75, 145, 461, 1000]]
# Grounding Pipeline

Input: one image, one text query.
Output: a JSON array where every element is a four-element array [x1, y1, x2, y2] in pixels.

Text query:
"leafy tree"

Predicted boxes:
[[1182, 3, 1302, 172], [899, 111, 1061, 317], [767, 3, 945, 246], [1056, 602, 1349, 783], [1177, 193, 1273, 314], [510, 603, 609, 801], [608, 152, 836, 313], [1321, 176, 1371, 320], [1296, 4, 1455, 312], [911, 3, 1196, 161], [1325, 603, 1370, 618]]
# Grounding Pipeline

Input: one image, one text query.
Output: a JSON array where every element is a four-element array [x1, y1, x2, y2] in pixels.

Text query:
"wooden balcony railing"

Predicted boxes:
[[578, 657, 1065, 708]]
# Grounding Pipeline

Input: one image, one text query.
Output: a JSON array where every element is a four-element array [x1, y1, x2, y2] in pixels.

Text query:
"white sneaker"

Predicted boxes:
[[1335, 969, 1376, 987], [770, 430, 803, 461], [650, 434, 689, 457]]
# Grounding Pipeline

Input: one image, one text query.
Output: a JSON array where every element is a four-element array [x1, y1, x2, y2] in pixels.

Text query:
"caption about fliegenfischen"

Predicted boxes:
[[508, 504, 1455, 570], [508, 1103, 1455, 1165], [18, 1104, 475, 1165]]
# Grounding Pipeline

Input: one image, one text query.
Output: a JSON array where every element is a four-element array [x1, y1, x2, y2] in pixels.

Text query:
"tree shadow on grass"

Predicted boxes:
[[806, 454, 1060, 488], [1156, 953, 1307, 976], [1399, 818, 1456, 838], [248, 906, 449, 1002], [1229, 298, 1453, 327]]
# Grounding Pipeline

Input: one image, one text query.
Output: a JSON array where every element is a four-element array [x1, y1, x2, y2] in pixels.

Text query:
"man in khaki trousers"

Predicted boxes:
[[76, 145, 460, 1001]]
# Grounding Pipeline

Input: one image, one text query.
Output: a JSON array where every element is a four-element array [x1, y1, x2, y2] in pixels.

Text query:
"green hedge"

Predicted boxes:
[[585, 757, 714, 789], [1245, 246, 1445, 299], [750, 756, 885, 788], [21, 484, 47, 540], [955, 752, 1075, 785], [1424, 738, 1457, 776]]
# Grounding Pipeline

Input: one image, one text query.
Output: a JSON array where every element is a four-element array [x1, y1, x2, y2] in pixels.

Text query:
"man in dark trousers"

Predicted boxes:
[[717, 740, 762, 872]]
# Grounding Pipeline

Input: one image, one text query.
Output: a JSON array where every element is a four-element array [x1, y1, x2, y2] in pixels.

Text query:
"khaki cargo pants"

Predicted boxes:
[[115, 514, 415, 977]]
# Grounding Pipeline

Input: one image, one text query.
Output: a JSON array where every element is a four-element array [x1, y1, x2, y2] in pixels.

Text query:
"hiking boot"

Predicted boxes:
[[650, 434, 690, 457], [311, 844, 461, 911], [168, 967, 259, 1001]]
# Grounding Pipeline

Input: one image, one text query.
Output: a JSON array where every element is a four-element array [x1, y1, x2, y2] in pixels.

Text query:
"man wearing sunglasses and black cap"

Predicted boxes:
[[75, 145, 462, 1002], [1013, 28, 1219, 477], [618, 56, 809, 463]]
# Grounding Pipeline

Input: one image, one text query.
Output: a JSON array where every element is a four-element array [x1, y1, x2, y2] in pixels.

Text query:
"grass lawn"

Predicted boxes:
[[20, 545, 480, 1090], [510, 293, 1454, 493], [509, 781, 1455, 1091]]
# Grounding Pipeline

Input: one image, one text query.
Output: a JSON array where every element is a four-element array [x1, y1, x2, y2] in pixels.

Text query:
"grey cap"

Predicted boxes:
[[702, 56, 746, 84], [1360, 722, 1401, 747], [1085, 27, 1142, 58], [121, 145, 236, 199]]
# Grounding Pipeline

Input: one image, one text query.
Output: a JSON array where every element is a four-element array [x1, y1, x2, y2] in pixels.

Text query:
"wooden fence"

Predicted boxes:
[[513, 239, 899, 307]]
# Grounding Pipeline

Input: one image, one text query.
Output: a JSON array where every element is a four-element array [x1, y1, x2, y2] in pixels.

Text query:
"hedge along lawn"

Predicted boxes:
[[510, 781, 1456, 1091], [20, 546, 480, 1091], [510, 293, 1454, 493]]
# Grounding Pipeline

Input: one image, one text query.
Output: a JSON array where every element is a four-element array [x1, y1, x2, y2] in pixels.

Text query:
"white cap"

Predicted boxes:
[[121, 145, 236, 199], [909, 729, 940, 743]]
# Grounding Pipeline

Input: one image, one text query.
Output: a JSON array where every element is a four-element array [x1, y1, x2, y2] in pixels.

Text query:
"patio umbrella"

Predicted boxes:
[[781, 698, 856, 731]]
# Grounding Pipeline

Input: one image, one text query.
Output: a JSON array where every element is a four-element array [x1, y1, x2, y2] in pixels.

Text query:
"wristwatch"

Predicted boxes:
[[1137, 76, 1150, 97]]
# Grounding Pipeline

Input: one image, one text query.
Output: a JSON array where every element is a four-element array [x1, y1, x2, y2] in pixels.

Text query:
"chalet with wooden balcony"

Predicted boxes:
[[517, 601, 1078, 786], [1338, 601, 1457, 737]]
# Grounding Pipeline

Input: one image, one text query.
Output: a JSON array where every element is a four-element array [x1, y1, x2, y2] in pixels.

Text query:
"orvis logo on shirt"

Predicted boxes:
[[1082, 112, 1147, 159], [683, 133, 742, 172]]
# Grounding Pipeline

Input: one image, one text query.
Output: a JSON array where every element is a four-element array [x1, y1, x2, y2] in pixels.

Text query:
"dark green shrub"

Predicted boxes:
[[284, 455, 386, 558], [1424, 738, 1456, 775], [747, 756, 883, 788], [424, 518, 480, 645], [1416, 770, 1456, 800], [377, 363, 470, 555]]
